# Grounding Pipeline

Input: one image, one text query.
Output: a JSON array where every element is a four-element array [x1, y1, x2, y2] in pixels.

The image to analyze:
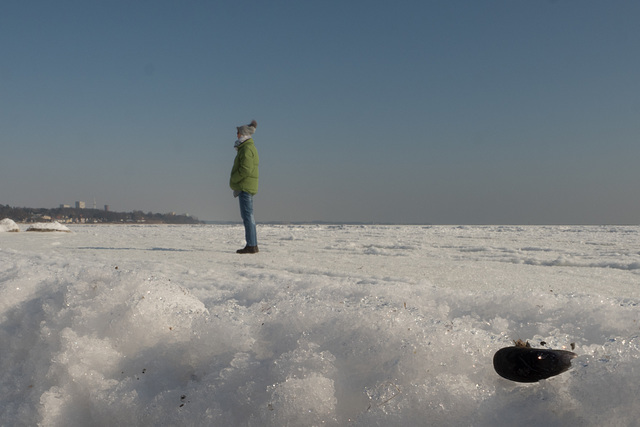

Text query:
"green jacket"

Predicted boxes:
[[230, 138, 259, 195]]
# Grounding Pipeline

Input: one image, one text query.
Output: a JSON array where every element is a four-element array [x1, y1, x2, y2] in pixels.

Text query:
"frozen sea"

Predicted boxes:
[[1, 224, 639, 426]]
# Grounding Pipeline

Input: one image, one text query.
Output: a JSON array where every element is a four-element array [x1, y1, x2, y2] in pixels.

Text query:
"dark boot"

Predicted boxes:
[[236, 245, 259, 254]]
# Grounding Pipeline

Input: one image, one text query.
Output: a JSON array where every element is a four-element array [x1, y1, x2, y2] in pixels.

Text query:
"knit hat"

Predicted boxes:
[[237, 120, 257, 136]]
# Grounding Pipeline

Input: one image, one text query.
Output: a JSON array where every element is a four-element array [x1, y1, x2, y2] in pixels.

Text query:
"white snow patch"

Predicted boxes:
[[0, 218, 20, 232], [1, 224, 639, 426], [26, 221, 71, 232]]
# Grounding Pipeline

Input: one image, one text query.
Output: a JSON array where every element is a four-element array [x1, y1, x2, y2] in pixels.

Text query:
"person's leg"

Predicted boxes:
[[238, 191, 258, 251]]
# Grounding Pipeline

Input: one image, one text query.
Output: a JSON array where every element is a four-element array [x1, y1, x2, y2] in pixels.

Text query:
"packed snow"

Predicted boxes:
[[25, 222, 72, 233], [1, 224, 639, 426], [0, 218, 20, 232]]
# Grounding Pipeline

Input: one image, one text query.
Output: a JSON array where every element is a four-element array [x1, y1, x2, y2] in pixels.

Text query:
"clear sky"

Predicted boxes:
[[1, 0, 638, 224]]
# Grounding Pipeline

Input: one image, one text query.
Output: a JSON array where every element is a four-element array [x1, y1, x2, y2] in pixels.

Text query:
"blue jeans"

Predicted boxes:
[[238, 191, 257, 246]]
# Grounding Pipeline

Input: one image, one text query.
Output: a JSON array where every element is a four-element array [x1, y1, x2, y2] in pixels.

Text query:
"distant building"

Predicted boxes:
[[104, 205, 110, 212], [60, 204, 70, 208], [76, 201, 85, 209]]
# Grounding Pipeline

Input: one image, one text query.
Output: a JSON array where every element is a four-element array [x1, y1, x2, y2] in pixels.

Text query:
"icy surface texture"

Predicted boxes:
[[1, 224, 639, 426]]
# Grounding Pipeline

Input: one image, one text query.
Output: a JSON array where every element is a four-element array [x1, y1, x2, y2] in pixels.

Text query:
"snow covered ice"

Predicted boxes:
[[1, 224, 639, 426]]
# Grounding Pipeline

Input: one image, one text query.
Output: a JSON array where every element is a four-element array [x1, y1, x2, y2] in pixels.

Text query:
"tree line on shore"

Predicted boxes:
[[0, 205, 202, 224]]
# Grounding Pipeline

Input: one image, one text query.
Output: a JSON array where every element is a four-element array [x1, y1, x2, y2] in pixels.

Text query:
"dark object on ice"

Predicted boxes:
[[493, 340, 577, 383]]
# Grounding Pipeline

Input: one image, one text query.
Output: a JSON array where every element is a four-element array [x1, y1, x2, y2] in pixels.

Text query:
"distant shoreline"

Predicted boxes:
[[0, 205, 202, 225]]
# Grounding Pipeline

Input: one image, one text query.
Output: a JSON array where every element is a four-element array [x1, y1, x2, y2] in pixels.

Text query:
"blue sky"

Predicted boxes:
[[1, 0, 638, 224]]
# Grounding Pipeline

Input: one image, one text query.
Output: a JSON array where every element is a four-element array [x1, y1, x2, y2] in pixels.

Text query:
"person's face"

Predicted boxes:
[[237, 132, 241, 139]]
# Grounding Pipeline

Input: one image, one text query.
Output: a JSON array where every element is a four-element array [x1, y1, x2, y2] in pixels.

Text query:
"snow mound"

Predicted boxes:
[[0, 218, 20, 232], [26, 221, 71, 232]]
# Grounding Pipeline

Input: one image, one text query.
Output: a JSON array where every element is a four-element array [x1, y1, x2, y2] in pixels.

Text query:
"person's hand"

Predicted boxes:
[[233, 190, 240, 198]]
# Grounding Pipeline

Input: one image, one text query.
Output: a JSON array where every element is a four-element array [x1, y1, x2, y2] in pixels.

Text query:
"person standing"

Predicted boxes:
[[230, 120, 259, 253]]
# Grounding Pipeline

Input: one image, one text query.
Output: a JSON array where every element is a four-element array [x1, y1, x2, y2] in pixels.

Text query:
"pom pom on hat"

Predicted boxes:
[[237, 120, 257, 136]]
